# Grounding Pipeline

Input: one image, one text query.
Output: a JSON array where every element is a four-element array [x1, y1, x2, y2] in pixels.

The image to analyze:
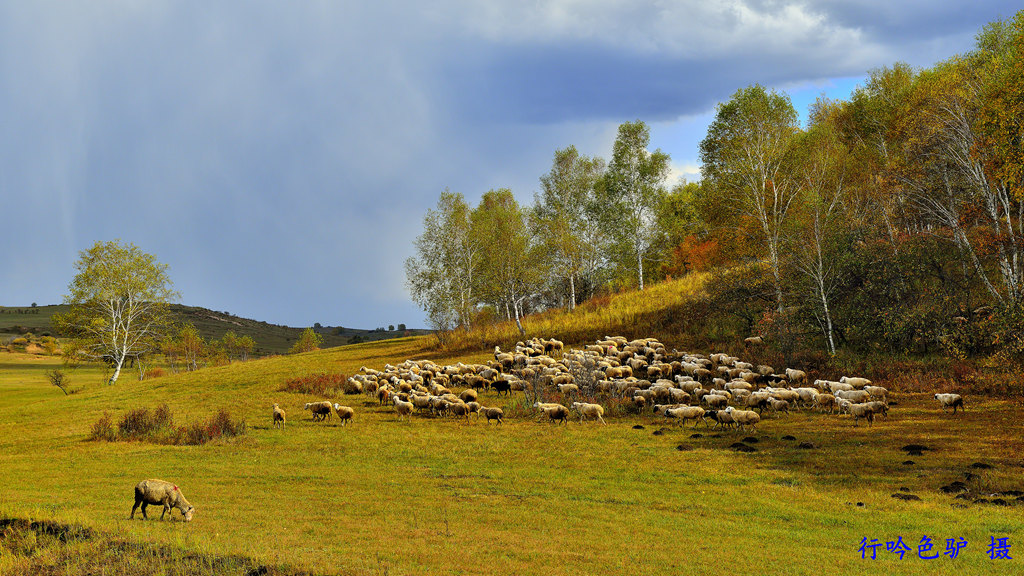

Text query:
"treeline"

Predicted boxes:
[[407, 12, 1024, 363]]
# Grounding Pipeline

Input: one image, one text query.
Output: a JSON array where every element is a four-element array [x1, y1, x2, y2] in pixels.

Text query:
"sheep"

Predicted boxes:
[[864, 386, 888, 402], [556, 383, 580, 397], [536, 403, 569, 424], [449, 401, 471, 420], [768, 398, 790, 415], [935, 393, 965, 414], [459, 389, 478, 403], [744, 336, 763, 346], [745, 392, 771, 413], [272, 404, 286, 429], [840, 376, 872, 389], [465, 401, 482, 417], [130, 479, 194, 522], [393, 397, 414, 421], [725, 407, 760, 432], [304, 401, 333, 422], [785, 368, 807, 385], [490, 380, 512, 396], [572, 402, 607, 425], [702, 394, 729, 409], [827, 381, 855, 394], [482, 406, 504, 424], [865, 401, 889, 419], [332, 404, 354, 426], [377, 387, 392, 406], [848, 403, 875, 426], [664, 405, 706, 427], [835, 389, 871, 404], [707, 409, 735, 431], [814, 393, 836, 414]]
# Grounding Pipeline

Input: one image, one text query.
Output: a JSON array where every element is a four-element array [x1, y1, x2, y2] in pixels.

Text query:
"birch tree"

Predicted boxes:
[[700, 85, 801, 314], [53, 240, 178, 385], [602, 120, 671, 290], [405, 190, 478, 334], [534, 146, 605, 309]]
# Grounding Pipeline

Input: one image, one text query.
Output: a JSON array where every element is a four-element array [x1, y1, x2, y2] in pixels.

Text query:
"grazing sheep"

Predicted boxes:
[[393, 397, 414, 421], [272, 404, 286, 429], [304, 401, 333, 422], [769, 398, 790, 415], [571, 402, 607, 425], [449, 401, 471, 420], [935, 393, 965, 414], [556, 383, 580, 397], [377, 387, 392, 406], [130, 479, 194, 522], [865, 401, 889, 419], [332, 404, 354, 426], [482, 406, 504, 424], [459, 389, 478, 403]]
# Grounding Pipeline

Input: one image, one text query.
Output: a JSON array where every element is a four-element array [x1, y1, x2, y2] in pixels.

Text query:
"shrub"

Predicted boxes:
[[117, 404, 173, 440], [177, 409, 246, 445], [144, 367, 166, 379], [279, 372, 344, 396], [89, 412, 116, 442]]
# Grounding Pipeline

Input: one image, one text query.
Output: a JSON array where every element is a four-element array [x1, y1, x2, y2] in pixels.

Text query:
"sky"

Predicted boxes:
[[1, 1, 1020, 329]]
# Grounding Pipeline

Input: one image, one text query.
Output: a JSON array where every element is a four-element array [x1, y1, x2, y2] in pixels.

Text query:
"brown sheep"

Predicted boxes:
[[130, 479, 194, 522], [272, 404, 286, 429], [332, 403, 354, 426], [482, 407, 504, 424]]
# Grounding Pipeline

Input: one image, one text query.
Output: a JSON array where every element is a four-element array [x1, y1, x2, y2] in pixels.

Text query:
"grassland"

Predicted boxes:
[[1, 335, 1022, 575]]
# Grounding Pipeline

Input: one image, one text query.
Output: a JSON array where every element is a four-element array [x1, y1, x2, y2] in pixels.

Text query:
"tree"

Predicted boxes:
[[471, 189, 542, 335], [290, 327, 322, 354], [53, 240, 178, 385], [700, 85, 801, 314], [534, 146, 606, 308], [601, 120, 671, 290], [405, 190, 478, 334]]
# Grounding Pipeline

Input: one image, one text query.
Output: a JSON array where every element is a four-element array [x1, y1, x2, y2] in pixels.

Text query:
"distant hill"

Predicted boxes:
[[0, 304, 427, 355]]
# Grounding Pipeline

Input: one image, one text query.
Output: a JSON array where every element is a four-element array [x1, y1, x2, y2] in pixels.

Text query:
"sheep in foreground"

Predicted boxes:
[[332, 404, 354, 426], [130, 479, 194, 522], [814, 394, 836, 414], [572, 402, 607, 425], [304, 401, 333, 422], [935, 393, 964, 414], [272, 404, 286, 429]]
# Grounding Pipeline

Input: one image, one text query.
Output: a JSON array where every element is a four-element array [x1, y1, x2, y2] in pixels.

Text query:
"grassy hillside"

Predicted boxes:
[[0, 304, 428, 355], [1, 334, 1021, 575]]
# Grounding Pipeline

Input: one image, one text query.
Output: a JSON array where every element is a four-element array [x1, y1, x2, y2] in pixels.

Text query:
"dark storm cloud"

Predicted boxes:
[[0, 1, 1019, 327]]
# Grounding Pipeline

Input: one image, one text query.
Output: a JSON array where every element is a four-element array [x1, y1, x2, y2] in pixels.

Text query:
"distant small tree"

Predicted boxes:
[[236, 335, 256, 361], [314, 322, 323, 330], [290, 328, 323, 354], [47, 369, 69, 396], [397, 323, 406, 331], [388, 324, 395, 331]]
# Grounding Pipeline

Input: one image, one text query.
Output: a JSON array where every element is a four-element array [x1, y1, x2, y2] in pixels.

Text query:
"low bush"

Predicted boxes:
[[90, 405, 245, 446]]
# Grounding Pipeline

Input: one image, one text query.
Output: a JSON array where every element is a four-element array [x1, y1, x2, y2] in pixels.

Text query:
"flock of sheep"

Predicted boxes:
[[271, 335, 965, 432]]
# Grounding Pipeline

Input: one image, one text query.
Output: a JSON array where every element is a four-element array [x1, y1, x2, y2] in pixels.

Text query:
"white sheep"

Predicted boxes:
[[835, 389, 871, 404], [664, 405, 706, 427], [724, 407, 760, 432], [864, 386, 888, 402], [935, 393, 964, 414], [572, 402, 607, 425], [393, 397, 414, 421], [840, 376, 872, 389], [848, 403, 875, 426], [785, 368, 807, 385]]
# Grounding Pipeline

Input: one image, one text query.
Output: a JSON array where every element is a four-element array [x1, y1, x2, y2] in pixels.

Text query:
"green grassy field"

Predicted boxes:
[[1, 336, 1021, 575]]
